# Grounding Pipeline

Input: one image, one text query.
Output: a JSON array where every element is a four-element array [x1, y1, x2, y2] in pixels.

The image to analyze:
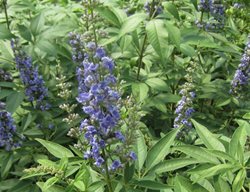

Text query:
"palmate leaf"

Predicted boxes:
[[145, 128, 179, 171]]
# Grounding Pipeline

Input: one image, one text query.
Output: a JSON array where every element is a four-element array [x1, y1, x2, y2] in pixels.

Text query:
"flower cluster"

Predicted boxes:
[[0, 110, 21, 151], [144, 1, 163, 17], [196, 0, 225, 31], [70, 36, 136, 170], [198, 0, 210, 12], [0, 68, 13, 82], [174, 63, 196, 135], [230, 37, 250, 96], [11, 39, 50, 110], [69, 32, 85, 63], [174, 89, 196, 130]]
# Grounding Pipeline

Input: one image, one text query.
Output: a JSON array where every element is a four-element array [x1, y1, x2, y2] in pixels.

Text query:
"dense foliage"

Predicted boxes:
[[0, 0, 250, 191]]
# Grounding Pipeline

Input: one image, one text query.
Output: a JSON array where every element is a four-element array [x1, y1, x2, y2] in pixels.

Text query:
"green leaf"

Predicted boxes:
[[119, 35, 132, 53], [145, 78, 168, 91], [124, 163, 135, 184], [6, 91, 25, 113], [87, 181, 105, 192], [175, 175, 192, 192], [1, 153, 13, 179], [36, 40, 56, 56], [152, 158, 199, 174], [163, 2, 180, 20], [132, 83, 149, 102], [134, 130, 147, 171], [0, 82, 15, 88], [192, 119, 225, 152], [0, 89, 13, 99], [0, 24, 14, 39], [229, 125, 247, 160], [21, 172, 48, 180], [180, 44, 196, 57], [119, 13, 147, 37], [0, 179, 19, 190], [36, 138, 74, 158], [214, 176, 231, 192], [24, 128, 43, 136], [73, 181, 86, 191], [146, 19, 168, 61], [133, 180, 171, 190], [30, 12, 45, 36], [74, 164, 90, 186], [22, 113, 34, 131], [206, 150, 236, 163], [175, 175, 209, 192], [17, 25, 32, 42], [190, 164, 236, 181], [243, 112, 250, 120], [146, 128, 179, 171], [232, 169, 246, 192], [10, 181, 33, 192], [165, 21, 181, 48], [42, 177, 59, 191], [173, 145, 220, 164], [96, 6, 122, 27], [37, 182, 64, 192]]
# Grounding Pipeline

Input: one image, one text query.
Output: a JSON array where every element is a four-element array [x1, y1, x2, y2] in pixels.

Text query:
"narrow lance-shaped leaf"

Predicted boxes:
[[36, 138, 74, 159], [151, 158, 199, 174], [145, 128, 179, 171], [133, 130, 147, 172], [232, 169, 246, 192], [173, 145, 220, 164], [192, 119, 225, 152], [229, 125, 247, 160]]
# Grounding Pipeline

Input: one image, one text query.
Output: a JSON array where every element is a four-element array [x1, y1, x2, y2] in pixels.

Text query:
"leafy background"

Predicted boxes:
[[0, 0, 250, 191]]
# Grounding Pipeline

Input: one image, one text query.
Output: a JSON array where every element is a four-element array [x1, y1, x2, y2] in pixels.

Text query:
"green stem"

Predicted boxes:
[[89, 0, 98, 46], [200, 11, 204, 22], [197, 51, 205, 73], [2, 0, 10, 30], [136, 34, 147, 80], [102, 149, 113, 192]]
